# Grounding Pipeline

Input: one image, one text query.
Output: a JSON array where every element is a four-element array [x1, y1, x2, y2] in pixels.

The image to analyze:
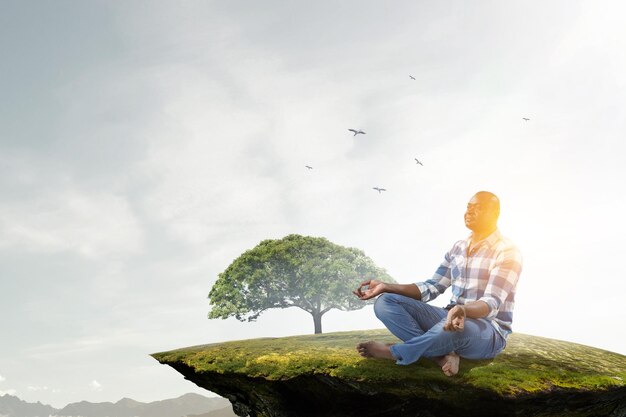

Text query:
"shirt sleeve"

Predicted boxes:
[[479, 245, 523, 319], [415, 246, 454, 302]]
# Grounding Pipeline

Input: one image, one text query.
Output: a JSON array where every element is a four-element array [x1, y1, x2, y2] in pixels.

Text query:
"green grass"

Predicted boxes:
[[152, 330, 626, 398]]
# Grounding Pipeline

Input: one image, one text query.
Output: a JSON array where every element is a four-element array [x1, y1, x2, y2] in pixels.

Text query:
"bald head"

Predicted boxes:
[[464, 191, 500, 233], [474, 191, 500, 217]]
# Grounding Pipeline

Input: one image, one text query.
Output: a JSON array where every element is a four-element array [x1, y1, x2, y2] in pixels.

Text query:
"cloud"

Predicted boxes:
[[0, 154, 144, 259], [26, 386, 48, 391], [89, 380, 102, 391], [0, 375, 5, 382], [0, 389, 16, 396]]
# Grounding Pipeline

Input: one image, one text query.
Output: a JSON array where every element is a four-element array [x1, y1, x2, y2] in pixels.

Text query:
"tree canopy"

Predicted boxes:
[[208, 234, 395, 333]]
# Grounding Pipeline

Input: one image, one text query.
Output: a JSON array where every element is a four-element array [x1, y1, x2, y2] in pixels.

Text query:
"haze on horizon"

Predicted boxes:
[[1, 0, 625, 409]]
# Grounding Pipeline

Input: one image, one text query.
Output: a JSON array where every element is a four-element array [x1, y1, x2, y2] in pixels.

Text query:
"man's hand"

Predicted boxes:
[[444, 305, 466, 332], [353, 280, 386, 300]]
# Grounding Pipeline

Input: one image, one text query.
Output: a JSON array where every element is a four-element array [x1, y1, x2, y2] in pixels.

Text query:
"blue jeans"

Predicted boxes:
[[374, 293, 506, 365]]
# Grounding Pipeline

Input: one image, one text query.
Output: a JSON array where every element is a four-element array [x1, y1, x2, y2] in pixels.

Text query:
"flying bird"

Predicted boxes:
[[305, 165, 313, 170], [415, 158, 423, 166], [348, 129, 366, 136], [373, 187, 386, 193], [409, 75, 416, 80], [522, 117, 530, 121]]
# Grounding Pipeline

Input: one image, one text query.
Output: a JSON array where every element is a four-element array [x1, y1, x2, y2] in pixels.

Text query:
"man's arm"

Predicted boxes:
[[478, 246, 523, 320], [415, 246, 456, 302], [443, 300, 490, 331], [460, 300, 490, 318], [353, 280, 422, 300], [380, 283, 422, 300], [353, 244, 458, 302]]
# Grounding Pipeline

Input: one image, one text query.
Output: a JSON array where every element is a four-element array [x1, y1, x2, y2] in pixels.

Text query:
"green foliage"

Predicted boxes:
[[208, 234, 395, 330]]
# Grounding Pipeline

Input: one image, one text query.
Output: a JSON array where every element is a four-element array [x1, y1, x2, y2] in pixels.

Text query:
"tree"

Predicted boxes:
[[208, 234, 396, 334]]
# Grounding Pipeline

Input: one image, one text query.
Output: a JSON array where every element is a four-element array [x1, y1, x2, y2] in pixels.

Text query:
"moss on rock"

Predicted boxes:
[[153, 330, 626, 417]]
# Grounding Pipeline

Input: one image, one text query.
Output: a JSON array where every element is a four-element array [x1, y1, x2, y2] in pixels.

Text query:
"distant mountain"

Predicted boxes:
[[187, 407, 237, 417], [0, 393, 235, 417], [0, 395, 56, 417]]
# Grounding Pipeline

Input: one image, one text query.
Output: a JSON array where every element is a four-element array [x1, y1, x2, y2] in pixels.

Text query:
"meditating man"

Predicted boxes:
[[354, 191, 522, 376]]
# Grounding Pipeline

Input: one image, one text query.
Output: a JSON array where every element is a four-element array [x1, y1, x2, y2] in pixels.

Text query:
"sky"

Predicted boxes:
[[1, 0, 625, 409]]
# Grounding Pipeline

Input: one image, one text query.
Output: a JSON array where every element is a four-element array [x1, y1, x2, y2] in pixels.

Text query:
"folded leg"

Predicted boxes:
[[373, 293, 448, 341], [389, 317, 506, 366]]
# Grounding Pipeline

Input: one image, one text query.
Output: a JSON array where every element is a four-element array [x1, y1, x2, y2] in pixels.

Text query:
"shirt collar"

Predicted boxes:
[[465, 228, 501, 250]]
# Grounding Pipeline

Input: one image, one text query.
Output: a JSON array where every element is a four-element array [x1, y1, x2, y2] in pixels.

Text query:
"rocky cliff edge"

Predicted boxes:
[[152, 330, 626, 417]]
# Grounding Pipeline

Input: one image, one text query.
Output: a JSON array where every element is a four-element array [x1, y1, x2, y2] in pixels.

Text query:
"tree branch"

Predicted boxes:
[[294, 304, 312, 314], [320, 306, 333, 315]]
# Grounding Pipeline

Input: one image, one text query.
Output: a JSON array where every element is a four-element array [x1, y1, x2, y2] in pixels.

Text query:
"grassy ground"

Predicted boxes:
[[152, 329, 626, 397]]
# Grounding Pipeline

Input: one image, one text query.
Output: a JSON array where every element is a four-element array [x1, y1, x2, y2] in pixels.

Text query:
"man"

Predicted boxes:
[[354, 191, 522, 376]]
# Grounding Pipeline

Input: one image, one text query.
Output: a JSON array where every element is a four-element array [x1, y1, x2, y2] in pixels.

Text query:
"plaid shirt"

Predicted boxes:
[[415, 229, 523, 339]]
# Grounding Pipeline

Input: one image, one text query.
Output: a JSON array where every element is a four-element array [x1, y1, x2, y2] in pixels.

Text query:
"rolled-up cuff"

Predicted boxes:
[[414, 283, 431, 302], [478, 296, 499, 320], [389, 344, 410, 365]]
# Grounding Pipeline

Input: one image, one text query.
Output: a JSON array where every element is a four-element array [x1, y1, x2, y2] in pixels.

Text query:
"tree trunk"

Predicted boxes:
[[312, 312, 323, 334]]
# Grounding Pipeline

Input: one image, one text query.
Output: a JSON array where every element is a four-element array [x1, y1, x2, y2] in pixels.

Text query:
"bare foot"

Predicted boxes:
[[356, 341, 394, 360], [434, 352, 460, 376]]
